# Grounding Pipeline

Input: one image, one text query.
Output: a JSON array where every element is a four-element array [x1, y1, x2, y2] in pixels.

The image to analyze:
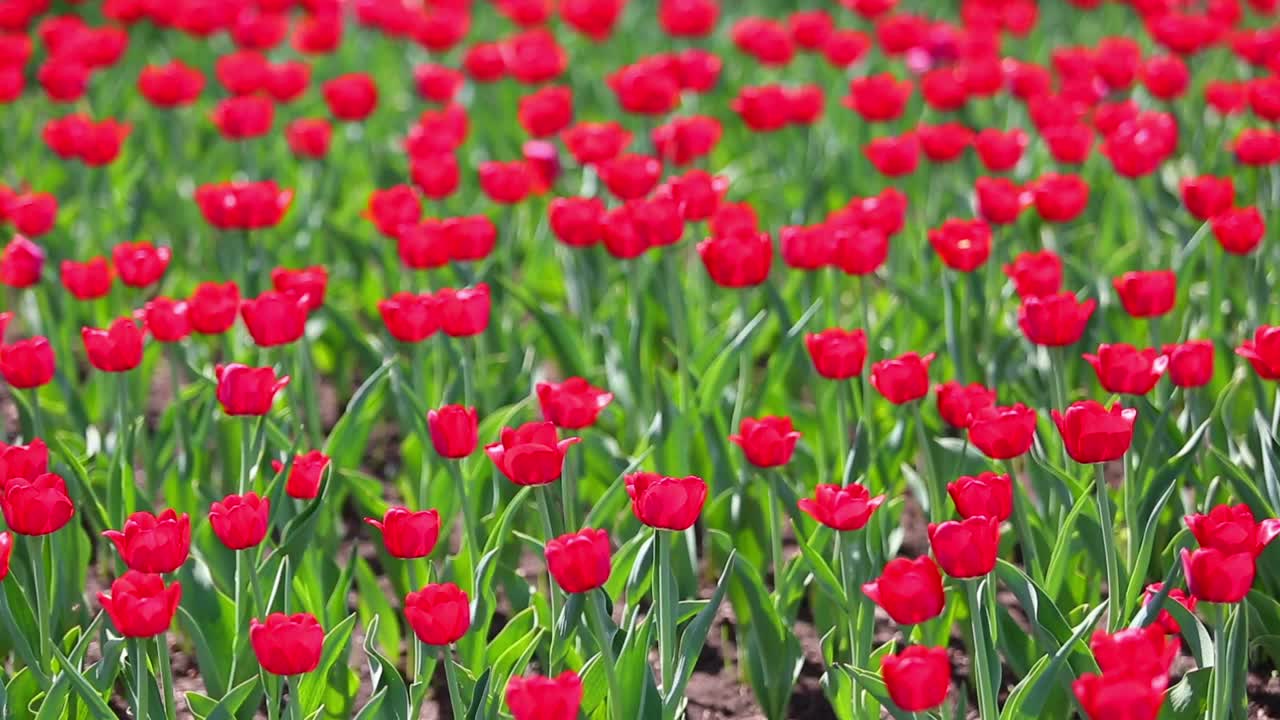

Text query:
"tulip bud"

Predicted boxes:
[[545, 528, 612, 593], [861, 557, 945, 625], [210, 492, 270, 550], [798, 483, 884, 531], [536, 378, 613, 429], [250, 613, 324, 675], [730, 416, 801, 468], [928, 516, 1001, 578], [485, 422, 580, 486], [404, 582, 471, 645], [103, 509, 191, 573], [1052, 401, 1136, 464], [881, 646, 952, 712], [506, 671, 584, 720], [365, 507, 441, 559], [871, 352, 934, 405], [99, 571, 183, 638], [625, 472, 708, 531], [947, 472, 1013, 521], [428, 405, 479, 459]]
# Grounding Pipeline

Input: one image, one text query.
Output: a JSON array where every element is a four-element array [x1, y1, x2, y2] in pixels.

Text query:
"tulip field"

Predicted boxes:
[[7, 0, 1280, 717]]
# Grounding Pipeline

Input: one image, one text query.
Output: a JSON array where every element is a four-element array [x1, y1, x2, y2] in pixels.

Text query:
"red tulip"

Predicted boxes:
[[365, 507, 441, 559], [626, 472, 707, 530], [881, 646, 951, 711], [730, 416, 801, 468], [322, 72, 378, 120], [1052, 401, 1137, 464], [981, 179, 1032, 228], [862, 557, 945, 624], [486, 421, 580, 486], [506, 671, 584, 720], [968, 404, 1038, 460], [536, 377, 613, 429], [730, 85, 792, 133], [211, 95, 274, 140], [1211, 206, 1264, 255], [139, 60, 205, 107], [463, 41, 506, 81], [1238, 326, 1280, 380], [428, 405, 479, 459], [1140, 54, 1188, 100], [830, 225, 889, 276], [405, 582, 471, 645], [1113, 270, 1176, 318], [232, 9, 287, 50], [652, 115, 723, 165], [406, 105, 468, 156], [1205, 80, 1248, 115], [779, 225, 833, 270], [1232, 128, 1280, 166], [928, 515, 1000, 577], [194, 181, 293, 230], [844, 73, 912, 122], [270, 266, 326, 312], [37, 58, 89, 102], [1179, 175, 1234, 221], [437, 284, 490, 337], [285, 118, 332, 159], [98, 572, 182, 638], [864, 133, 919, 176], [215, 363, 290, 416], [378, 292, 438, 343], [0, 337, 55, 389], [661, 170, 727, 221], [1160, 340, 1214, 388], [731, 16, 795, 66], [413, 64, 463, 104], [560, 0, 624, 40], [1181, 547, 1254, 603], [798, 483, 885, 531], [1030, 173, 1089, 223], [598, 154, 663, 201], [921, 66, 968, 111], [1, 235, 46, 287], [1, 473, 73, 535], [0, 531, 10, 581], [103, 509, 191, 573], [697, 231, 773, 288], [189, 282, 240, 335], [805, 328, 868, 380], [928, 218, 990, 271], [395, 222, 450, 270], [215, 51, 270, 95], [788, 9, 832, 49], [561, 121, 631, 166], [271, 450, 330, 500], [1095, 37, 1141, 89], [674, 48, 721, 92], [1017, 292, 1096, 346], [948, 472, 1013, 521], [251, 613, 324, 675], [443, 216, 498, 262], [545, 528, 611, 593], [241, 291, 308, 347], [366, 186, 421, 238], [871, 352, 934, 404], [81, 318, 144, 373], [974, 128, 1028, 171], [549, 197, 604, 248], [0, 438, 49, 483], [1142, 583, 1197, 635], [517, 85, 572, 138], [111, 241, 169, 288], [917, 122, 973, 163], [822, 29, 871, 67], [1043, 123, 1094, 164], [1083, 344, 1168, 395], [478, 161, 536, 204], [1186, 504, 1280, 557], [1072, 672, 1165, 720], [8, 193, 58, 238], [606, 59, 680, 117], [60, 257, 113, 300], [659, 0, 719, 37], [209, 492, 270, 550], [504, 29, 566, 85], [935, 381, 997, 429]]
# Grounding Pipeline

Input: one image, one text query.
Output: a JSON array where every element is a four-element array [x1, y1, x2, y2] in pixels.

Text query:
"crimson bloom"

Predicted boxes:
[[486, 422, 580, 486], [98, 572, 182, 638], [0, 531, 9, 581], [322, 73, 377, 121], [506, 671, 584, 720], [1, 473, 74, 535], [1140, 54, 1188, 99], [271, 266, 327, 312], [1072, 672, 1165, 720], [562, 122, 631, 166], [928, 516, 1000, 577], [974, 128, 1028, 171], [103, 509, 190, 573], [211, 95, 274, 139], [730, 85, 791, 132], [864, 133, 919, 176], [1211, 207, 1264, 255], [378, 292, 438, 343], [1043, 123, 1094, 164], [251, 613, 324, 675], [659, 0, 719, 37], [1030, 173, 1089, 223], [805, 329, 868, 380], [395, 223, 449, 270], [697, 231, 773, 288], [626, 472, 707, 530], [731, 16, 795, 66], [1180, 175, 1234, 220], [1237, 326, 1280, 380], [81, 318, 144, 373], [1186, 504, 1280, 557], [428, 405, 479, 459], [285, 118, 332, 159], [517, 85, 572, 138], [1113, 271, 1176, 318], [1142, 583, 1197, 635], [1, 235, 45, 287], [948, 472, 1013, 521], [271, 450, 330, 500], [1162, 340, 1214, 388], [8, 194, 58, 237], [111, 241, 170, 288], [1052, 401, 1137, 464], [209, 492, 270, 550], [1180, 547, 1254, 603], [1083, 344, 1168, 395], [138, 60, 205, 107], [405, 583, 471, 645], [536, 378, 613, 429], [241, 291, 308, 347], [545, 528, 611, 593], [730, 416, 801, 468], [504, 28, 566, 84], [918, 122, 973, 162], [60, 257, 113, 300], [0, 438, 49, 482], [881, 646, 951, 712], [549, 197, 604, 248], [215, 364, 290, 416], [968, 404, 1038, 460], [1017, 292, 1096, 346], [871, 352, 934, 404], [478, 161, 536, 204], [936, 381, 996, 429], [798, 484, 885, 531], [844, 73, 912, 122], [189, 282, 240, 334], [928, 218, 991, 271], [652, 115, 723, 165], [437, 284, 490, 337], [195, 181, 293, 230], [862, 556, 945, 625], [365, 507, 441, 559], [0, 337, 55, 389]]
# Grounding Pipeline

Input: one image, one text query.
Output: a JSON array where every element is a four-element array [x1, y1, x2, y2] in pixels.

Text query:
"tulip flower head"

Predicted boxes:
[[1, 473, 74, 535], [536, 377, 613, 429], [730, 416, 801, 468], [0, 337, 56, 389], [928, 516, 1001, 578], [1083, 344, 1168, 395], [81, 318, 145, 373], [215, 364, 290, 416], [271, 450, 330, 500], [805, 328, 868, 379], [1237, 326, 1280, 380], [99, 571, 182, 638], [251, 613, 324, 675], [881, 646, 952, 711], [871, 352, 935, 405], [1181, 547, 1255, 603], [544, 528, 612, 593], [1052, 401, 1137, 464], [935, 381, 997, 429], [365, 507, 441, 559], [102, 509, 191, 573], [209, 492, 270, 550], [861, 556, 945, 625], [626, 472, 708, 531], [948, 472, 1013, 521], [404, 582, 471, 645], [506, 671, 584, 720], [798, 483, 885, 531], [485, 422, 580, 486]]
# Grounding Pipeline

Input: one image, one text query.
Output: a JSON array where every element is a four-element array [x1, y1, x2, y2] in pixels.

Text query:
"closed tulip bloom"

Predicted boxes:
[[271, 450, 330, 500], [561, 122, 632, 165], [1072, 673, 1165, 720], [1043, 123, 1094, 164], [211, 95, 274, 139], [1052, 401, 1137, 464], [518, 85, 573, 138], [1232, 128, 1280, 166], [2, 473, 75, 535], [38, 58, 90, 102], [1162, 340, 1213, 388], [437, 284, 490, 337], [1091, 625, 1177, 682], [8, 194, 58, 237], [1030, 173, 1089, 223], [251, 613, 324, 675], [525, 140, 561, 193], [81, 318, 144, 373], [140, 298, 190, 343], [974, 128, 1028, 171], [60, 257, 113, 300], [478, 161, 536, 205], [928, 218, 990, 272], [805, 328, 868, 379], [379, 292, 439, 343], [862, 556, 945, 624], [549, 197, 604, 248], [409, 153, 459, 199], [262, 61, 310, 103], [443, 216, 498, 262], [405, 583, 470, 645], [98, 571, 182, 638], [463, 42, 506, 82], [917, 122, 973, 162], [1186, 504, 1280, 557], [504, 29, 567, 85], [1083, 344, 1167, 395], [0, 438, 49, 483], [731, 85, 792, 132], [270, 266, 326, 312], [365, 507, 441, 559], [413, 64, 463, 104], [606, 60, 681, 117], [536, 377, 613, 429], [0, 337, 56, 388], [241, 291, 308, 347], [780, 225, 833, 270], [935, 381, 997, 429], [871, 352, 934, 404], [215, 364, 290, 416], [1017, 292, 1096, 346], [189, 282, 240, 335], [864, 133, 919, 176], [661, 170, 727, 221], [1211, 206, 1265, 255], [823, 28, 871, 67], [1238, 326, 1280, 379], [1205, 80, 1248, 115], [881, 646, 951, 712], [626, 472, 708, 530], [598, 154, 663, 201], [948, 472, 1013, 521], [366, 185, 422, 238], [841, 187, 907, 236], [428, 405, 479, 459], [322, 73, 377, 121], [798, 483, 885, 531], [784, 85, 824, 125], [0, 531, 9, 581], [652, 115, 723, 165], [209, 492, 270, 550], [659, 0, 719, 37], [1113, 271, 1176, 318], [1142, 583, 1197, 635], [1, 235, 46, 287], [710, 202, 759, 238], [285, 118, 332, 159], [1179, 175, 1234, 220], [138, 60, 205, 107], [559, 0, 624, 39], [111, 241, 170, 288], [928, 516, 1000, 577], [545, 528, 611, 593], [730, 417, 801, 468], [396, 222, 451, 269], [486, 421, 580, 486], [731, 16, 795, 66], [506, 671, 584, 720], [1141, 55, 1188, 99], [1181, 548, 1254, 603], [844, 73, 912, 122], [968, 403, 1038, 460], [103, 509, 191, 573], [697, 231, 773, 288], [215, 51, 270, 95]]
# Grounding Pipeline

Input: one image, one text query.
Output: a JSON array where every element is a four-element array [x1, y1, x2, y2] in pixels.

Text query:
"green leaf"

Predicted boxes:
[[47, 646, 115, 720], [299, 613, 357, 712], [351, 688, 387, 720], [1042, 482, 1095, 601], [361, 616, 410, 720], [998, 654, 1051, 720], [1161, 667, 1212, 719], [696, 310, 767, 415], [194, 676, 259, 720], [666, 552, 736, 711], [792, 525, 848, 611], [843, 665, 918, 720], [1021, 602, 1107, 716]]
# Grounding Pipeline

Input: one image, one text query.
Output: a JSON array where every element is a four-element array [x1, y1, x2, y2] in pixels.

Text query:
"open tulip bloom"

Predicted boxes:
[[4, 2, 1280, 719]]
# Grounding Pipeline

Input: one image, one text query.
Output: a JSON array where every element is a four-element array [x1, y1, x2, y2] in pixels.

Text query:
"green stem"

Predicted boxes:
[[587, 591, 626, 720], [286, 676, 303, 720], [1095, 463, 1124, 631], [966, 579, 999, 720], [1211, 604, 1231, 720], [456, 339, 474, 408], [29, 535, 50, 679], [166, 346, 189, 476], [229, 550, 245, 684], [911, 404, 943, 522], [132, 637, 149, 720], [767, 474, 785, 596], [835, 382, 851, 486], [157, 635, 177, 720], [1048, 346, 1068, 414], [836, 532, 864, 717], [536, 489, 561, 673], [239, 417, 253, 495], [561, 442, 578, 531], [444, 460, 480, 565], [655, 529, 679, 694], [1005, 460, 1042, 582], [442, 647, 465, 716], [729, 295, 753, 434], [28, 389, 44, 441]]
